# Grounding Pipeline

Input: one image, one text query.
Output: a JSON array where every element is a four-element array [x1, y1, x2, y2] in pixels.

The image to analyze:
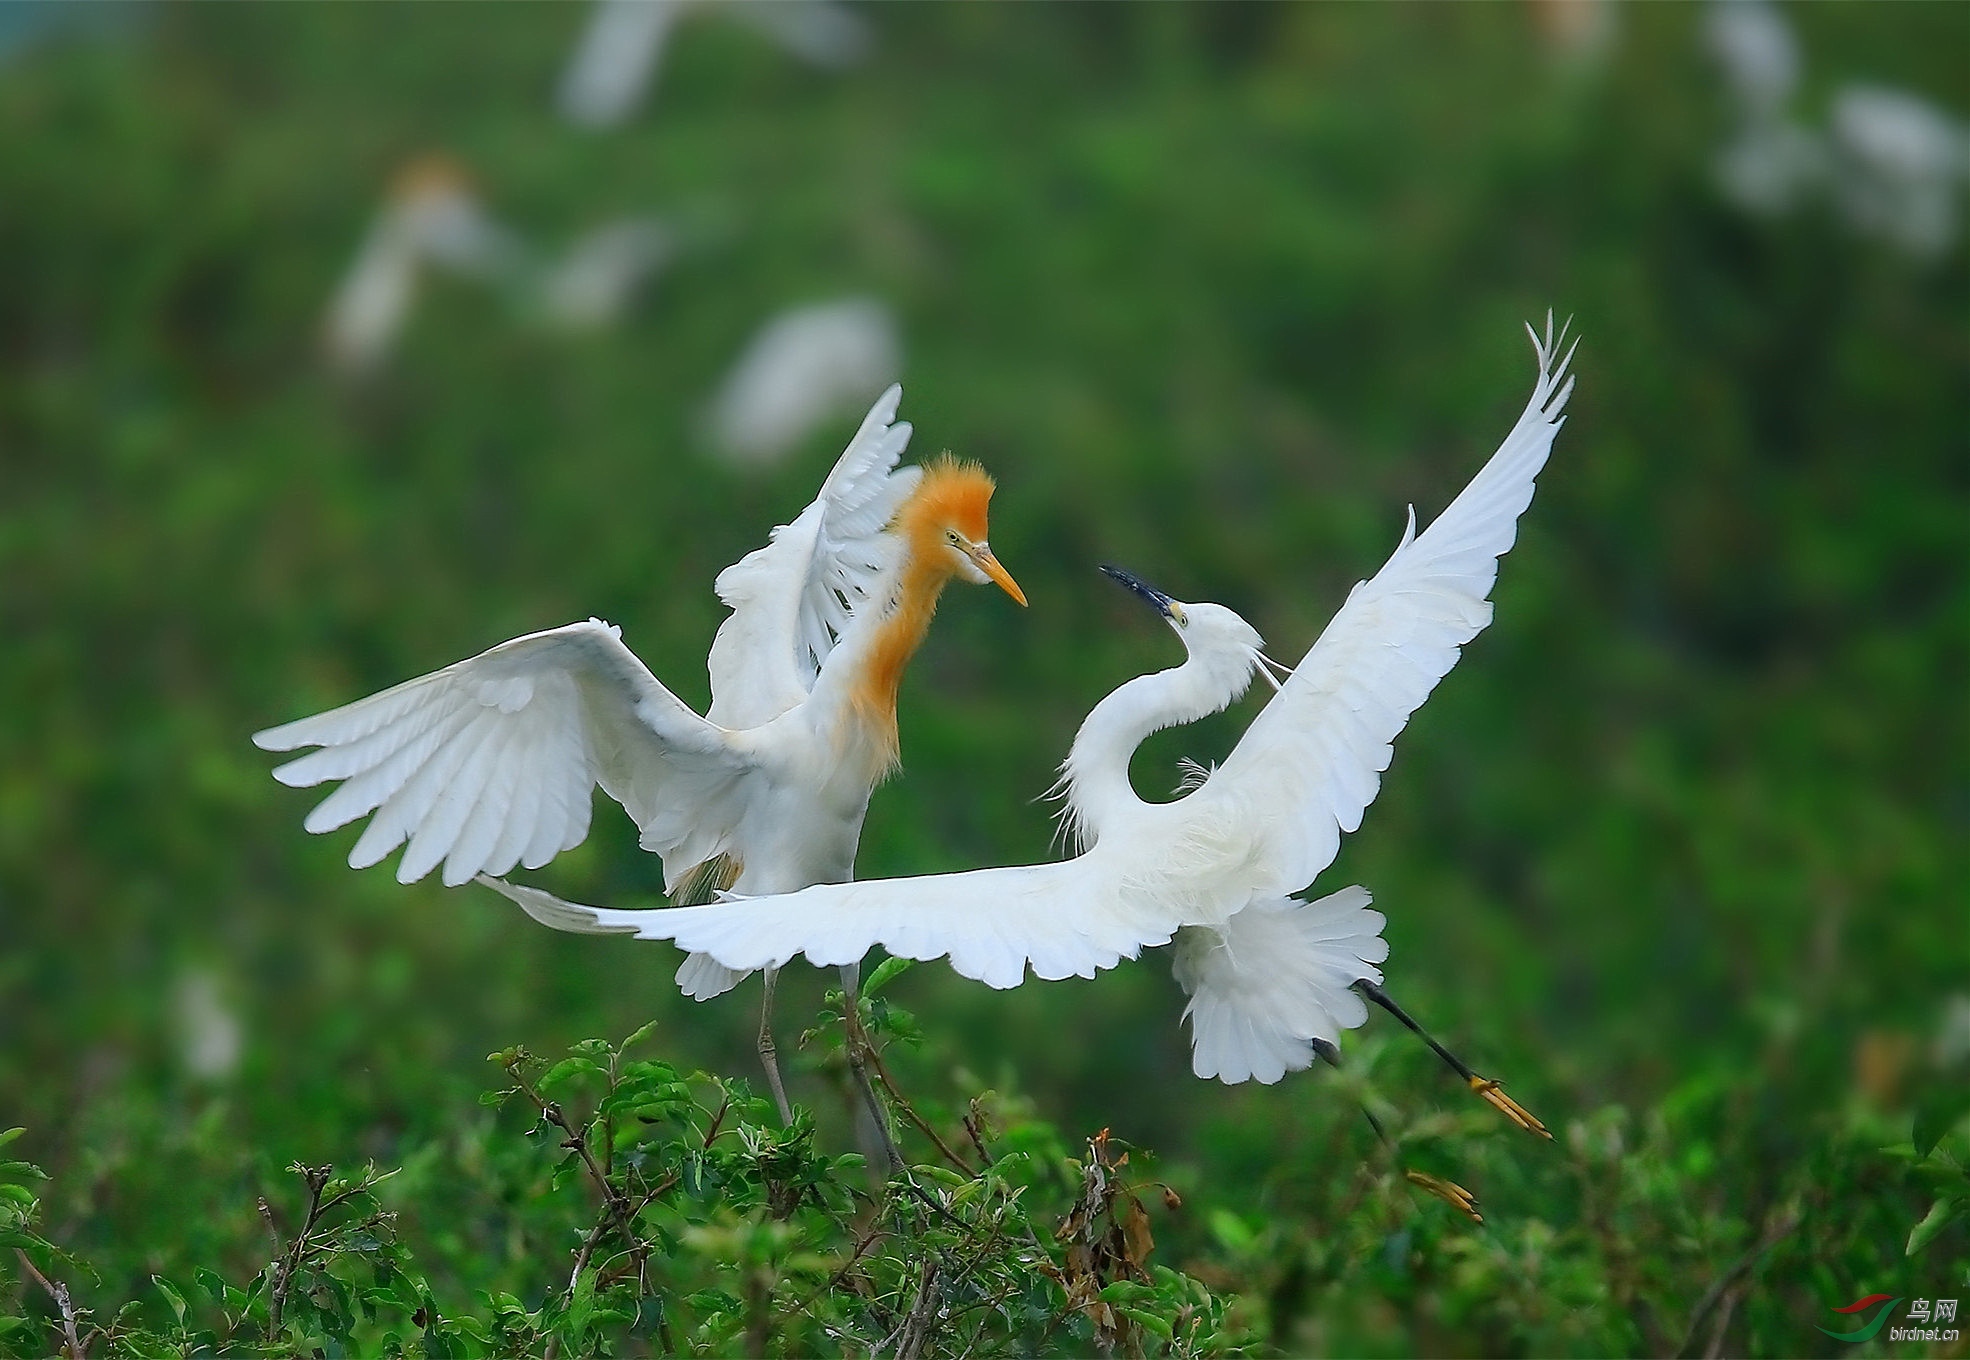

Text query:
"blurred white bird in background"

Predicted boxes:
[[558, 0, 870, 131], [322, 157, 672, 373], [707, 297, 902, 469], [172, 967, 243, 1083], [493, 319, 1575, 1134], [1825, 85, 1970, 259], [535, 216, 673, 332], [322, 157, 523, 373], [1707, 0, 1969, 257], [255, 386, 1027, 1121]]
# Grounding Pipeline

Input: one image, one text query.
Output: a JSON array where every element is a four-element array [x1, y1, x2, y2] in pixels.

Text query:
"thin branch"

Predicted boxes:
[[894, 1260, 942, 1360], [865, 1045, 975, 1176], [701, 1093, 732, 1149], [268, 1163, 332, 1336], [785, 1220, 889, 1324], [14, 1249, 87, 1360], [962, 1103, 994, 1168], [1677, 1203, 1802, 1358]]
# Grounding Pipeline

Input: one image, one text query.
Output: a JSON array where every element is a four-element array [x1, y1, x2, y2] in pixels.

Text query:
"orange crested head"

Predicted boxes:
[[896, 456, 1025, 604], [845, 454, 1025, 778], [902, 455, 996, 541]]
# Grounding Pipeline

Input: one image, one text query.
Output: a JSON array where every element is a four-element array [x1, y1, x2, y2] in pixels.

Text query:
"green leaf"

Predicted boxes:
[[1913, 1087, 1970, 1159], [863, 956, 915, 997], [193, 1267, 231, 1309], [154, 1275, 189, 1326], [567, 1265, 598, 1337], [538, 1057, 603, 1094], [1907, 1197, 1962, 1256], [0, 1129, 24, 1151], [620, 1019, 661, 1052], [1122, 1305, 1176, 1342]]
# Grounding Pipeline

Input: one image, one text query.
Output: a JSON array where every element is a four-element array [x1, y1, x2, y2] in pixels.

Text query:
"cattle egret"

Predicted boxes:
[[322, 158, 524, 373], [557, 0, 869, 130], [1705, 1, 1970, 256], [324, 158, 673, 372], [536, 216, 672, 331], [255, 385, 1026, 1119], [489, 319, 1574, 1131], [708, 298, 902, 469]]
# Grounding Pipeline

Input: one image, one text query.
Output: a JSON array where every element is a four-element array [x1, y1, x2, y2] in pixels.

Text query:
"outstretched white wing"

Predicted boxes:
[[254, 620, 752, 889], [479, 850, 1179, 991], [1200, 317, 1576, 898], [704, 384, 923, 730]]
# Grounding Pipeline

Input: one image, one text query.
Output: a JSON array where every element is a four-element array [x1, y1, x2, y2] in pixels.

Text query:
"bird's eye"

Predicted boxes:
[[946, 530, 962, 545]]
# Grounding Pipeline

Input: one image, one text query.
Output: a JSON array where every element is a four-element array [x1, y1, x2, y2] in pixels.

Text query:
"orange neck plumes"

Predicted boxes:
[[846, 458, 996, 776]]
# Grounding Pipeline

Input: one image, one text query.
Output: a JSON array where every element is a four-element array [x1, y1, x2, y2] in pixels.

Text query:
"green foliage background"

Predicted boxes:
[[2, 4, 1965, 1355]]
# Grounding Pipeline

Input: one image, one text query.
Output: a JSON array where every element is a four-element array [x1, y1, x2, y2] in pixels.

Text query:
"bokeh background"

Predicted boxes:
[[3, 3, 1966, 1355]]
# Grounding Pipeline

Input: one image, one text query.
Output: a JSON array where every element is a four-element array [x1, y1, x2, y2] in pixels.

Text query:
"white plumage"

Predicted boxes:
[[257, 385, 1027, 1121], [491, 318, 1576, 1085], [255, 387, 947, 896]]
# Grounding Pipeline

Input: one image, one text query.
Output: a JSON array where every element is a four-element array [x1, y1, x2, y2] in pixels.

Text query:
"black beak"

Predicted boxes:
[[1099, 563, 1175, 618]]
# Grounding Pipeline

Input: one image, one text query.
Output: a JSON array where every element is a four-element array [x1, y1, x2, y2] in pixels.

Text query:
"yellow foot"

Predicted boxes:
[[1405, 1170, 1483, 1224], [1468, 1074, 1552, 1139]]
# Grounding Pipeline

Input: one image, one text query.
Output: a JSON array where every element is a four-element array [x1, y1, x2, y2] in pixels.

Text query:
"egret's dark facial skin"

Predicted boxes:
[[1098, 563, 1176, 619]]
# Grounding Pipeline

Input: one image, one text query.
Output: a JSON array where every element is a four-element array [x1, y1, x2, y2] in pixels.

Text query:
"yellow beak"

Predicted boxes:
[[972, 547, 1028, 607]]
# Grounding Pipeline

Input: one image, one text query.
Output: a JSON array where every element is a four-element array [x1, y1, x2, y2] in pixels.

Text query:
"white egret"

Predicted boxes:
[[254, 385, 1027, 1120], [323, 157, 674, 372], [488, 319, 1575, 1129], [708, 297, 902, 469]]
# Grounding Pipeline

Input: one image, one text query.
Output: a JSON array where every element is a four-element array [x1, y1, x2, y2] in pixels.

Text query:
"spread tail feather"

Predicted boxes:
[[1170, 886, 1388, 1085]]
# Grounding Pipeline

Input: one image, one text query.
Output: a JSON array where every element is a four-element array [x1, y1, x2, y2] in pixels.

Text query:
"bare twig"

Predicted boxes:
[[793, 1220, 889, 1318], [1677, 1202, 1802, 1358], [894, 1260, 942, 1360], [1702, 1281, 1748, 1360], [702, 1092, 732, 1149], [865, 1045, 974, 1176], [962, 1102, 994, 1168], [255, 1196, 282, 1248], [14, 1248, 87, 1360], [268, 1163, 332, 1335]]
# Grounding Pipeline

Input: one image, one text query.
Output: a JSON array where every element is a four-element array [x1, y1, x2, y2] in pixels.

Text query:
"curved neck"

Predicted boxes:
[[831, 549, 954, 776], [1058, 648, 1256, 849]]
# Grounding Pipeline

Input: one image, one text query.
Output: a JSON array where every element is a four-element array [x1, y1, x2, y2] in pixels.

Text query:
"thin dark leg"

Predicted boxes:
[[1313, 1037, 1481, 1221], [1352, 979, 1551, 1139]]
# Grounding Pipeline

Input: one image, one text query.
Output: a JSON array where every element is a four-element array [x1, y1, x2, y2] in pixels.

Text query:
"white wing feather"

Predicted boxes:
[[479, 852, 1178, 992], [704, 384, 923, 730], [1200, 318, 1576, 898], [254, 620, 750, 888]]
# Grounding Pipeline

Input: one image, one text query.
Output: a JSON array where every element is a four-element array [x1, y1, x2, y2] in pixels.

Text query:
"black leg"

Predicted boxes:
[[1314, 1034, 1482, 1222], [1353, 979, 1551, 1140]]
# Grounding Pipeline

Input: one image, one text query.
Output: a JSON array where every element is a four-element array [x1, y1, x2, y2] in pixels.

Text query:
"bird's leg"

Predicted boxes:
[[837, 963, 904, 1173], [1313, 1039, 1482, 1223], [756, 965, 795, 1125], [1352, 980, 1551, 1139]]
